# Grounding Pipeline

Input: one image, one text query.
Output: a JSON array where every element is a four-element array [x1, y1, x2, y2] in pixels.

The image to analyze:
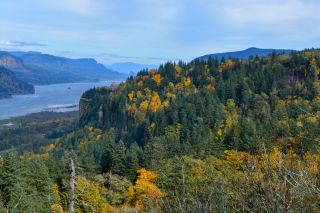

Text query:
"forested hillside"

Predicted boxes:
[[80, 49, 320, 156], [0, 49, 320, 212], [0, 67, 34, 99]]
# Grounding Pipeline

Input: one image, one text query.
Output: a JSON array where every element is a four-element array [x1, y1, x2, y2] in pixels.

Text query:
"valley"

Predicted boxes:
[[1, 49, 319, 212], [0, 81, 116, 119], [0, 111, 78, 155], [2, 0, 319, 211], [0, 51, 126, 85]]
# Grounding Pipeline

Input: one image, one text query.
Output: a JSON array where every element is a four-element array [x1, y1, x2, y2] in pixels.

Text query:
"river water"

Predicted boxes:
[[0, 81, 116, 120]]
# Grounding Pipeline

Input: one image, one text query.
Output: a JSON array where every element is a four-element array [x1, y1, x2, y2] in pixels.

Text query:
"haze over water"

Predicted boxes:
[[0, 81, 115, 120]]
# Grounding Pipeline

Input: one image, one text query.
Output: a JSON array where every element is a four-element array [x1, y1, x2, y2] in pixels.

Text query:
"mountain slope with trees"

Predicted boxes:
[[0, 67, 34, 99], [80, 49, 320, 156], [0, 49, 320, 212]]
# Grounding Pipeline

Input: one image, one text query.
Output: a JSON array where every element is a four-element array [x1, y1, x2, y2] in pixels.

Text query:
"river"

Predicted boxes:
[[0, 81, 116, 120]]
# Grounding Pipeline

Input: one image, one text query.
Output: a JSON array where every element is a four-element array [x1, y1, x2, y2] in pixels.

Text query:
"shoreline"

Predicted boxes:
[[0, 110, 79, 124], [0, 81, 117, 120]]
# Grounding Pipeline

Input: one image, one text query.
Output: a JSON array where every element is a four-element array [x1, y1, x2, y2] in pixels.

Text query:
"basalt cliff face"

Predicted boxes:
[[0, 67, 35, 99], [0, 53, 25, 70], [79, 84, 119, 125]]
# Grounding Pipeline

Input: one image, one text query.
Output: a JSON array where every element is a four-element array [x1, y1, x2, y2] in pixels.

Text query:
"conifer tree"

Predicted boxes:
[[113, 140, 126, 176], [126, 142, 141, 181], [0, 151, 19, 208]]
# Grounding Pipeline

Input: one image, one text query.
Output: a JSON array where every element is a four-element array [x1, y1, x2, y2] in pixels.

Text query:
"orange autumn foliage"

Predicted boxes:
[[149, 92, 162, 112], [183, 77, 191, 88], [51, 204, 64, 213], [152, 74, 162, 86], [127, 168, 164, 211], [218, 60, 235, 73], [139, 100, 149, 112]]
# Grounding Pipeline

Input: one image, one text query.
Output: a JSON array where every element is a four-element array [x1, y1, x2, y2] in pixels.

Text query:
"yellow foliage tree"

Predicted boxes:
[[139, 100, 149, 112], [221, 99, 239, 130], [137, 80, 143, 89], [168, 82, 175, 89], [218, 60, 235, 73], [152, 74, 162, 86], [96, 135, 102, 141], [75, 177, 102, 213], [127, 91, 135, 102], [223, 150, 249, 169], [51, 183, 65, 212], [136, 90, 142, 99], [162, 100, 170, 109], [127, 168, 164, 211], [183, 77, 191, 88], [149, 92, 162, 112], [216, 128, 223, 137], [100, 203, 118, 213], [174, 65, 182, 77], [304, 152, 320, 175], [51, 204, 64, 213]]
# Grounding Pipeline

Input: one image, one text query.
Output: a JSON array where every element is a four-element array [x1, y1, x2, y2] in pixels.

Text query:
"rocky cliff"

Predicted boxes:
[[0, 67, 35, 99]]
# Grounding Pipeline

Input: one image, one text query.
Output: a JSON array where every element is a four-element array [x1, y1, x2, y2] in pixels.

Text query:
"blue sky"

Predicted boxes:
[[1, 0, 320, 65]]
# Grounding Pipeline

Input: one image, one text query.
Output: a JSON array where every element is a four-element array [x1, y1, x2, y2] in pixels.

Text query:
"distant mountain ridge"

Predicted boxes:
[[0, 51, 126, 85], [196, 47, 295, 61], [107, 62, 158, 75], [0, 66, 34, 99]]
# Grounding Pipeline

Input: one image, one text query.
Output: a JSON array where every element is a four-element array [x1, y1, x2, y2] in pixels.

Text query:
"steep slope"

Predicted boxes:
[[69, 48, 320, 211], [0, 51, 126, 84], [0, 49, 319, 213], [0, 52, 38, 83], [0, 67, 34, 99], [196, 47, 294, 61], [0, 51, 25, 69], [80, 49, 320, 155]]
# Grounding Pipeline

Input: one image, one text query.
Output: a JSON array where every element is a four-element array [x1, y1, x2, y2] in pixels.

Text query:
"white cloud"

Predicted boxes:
[[0, 40, 46, 47], [1, 0, 320, 63]]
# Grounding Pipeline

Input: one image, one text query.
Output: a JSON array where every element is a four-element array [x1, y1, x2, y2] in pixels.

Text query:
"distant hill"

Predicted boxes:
[[0, 67, 34, 99], [107, 62, 158, 75], [196, 47, 295, 61], [0, 51, 126, 85]]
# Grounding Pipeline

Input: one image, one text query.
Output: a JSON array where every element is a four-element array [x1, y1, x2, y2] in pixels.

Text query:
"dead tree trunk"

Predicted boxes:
[[69, 158, 75, 213]]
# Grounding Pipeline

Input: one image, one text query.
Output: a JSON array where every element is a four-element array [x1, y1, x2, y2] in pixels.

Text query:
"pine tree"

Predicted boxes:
[[144, 137, 166, 170], [113, 140, 126, 176], [22, 158, 52, 212], [101, 139, 116, 173], [0, 151, 19, 208], [126, 143, 140, 181]]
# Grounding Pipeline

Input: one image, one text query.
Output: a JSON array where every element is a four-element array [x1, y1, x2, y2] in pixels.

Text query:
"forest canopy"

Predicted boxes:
[[1, 49, 320, 212]]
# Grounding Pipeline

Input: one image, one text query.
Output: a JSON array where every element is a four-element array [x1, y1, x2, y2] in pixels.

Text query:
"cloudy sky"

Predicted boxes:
[[1, 0, 320, 65]]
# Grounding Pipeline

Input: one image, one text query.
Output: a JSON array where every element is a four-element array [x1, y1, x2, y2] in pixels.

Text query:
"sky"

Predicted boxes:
[[1, 0, 320, 65]]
